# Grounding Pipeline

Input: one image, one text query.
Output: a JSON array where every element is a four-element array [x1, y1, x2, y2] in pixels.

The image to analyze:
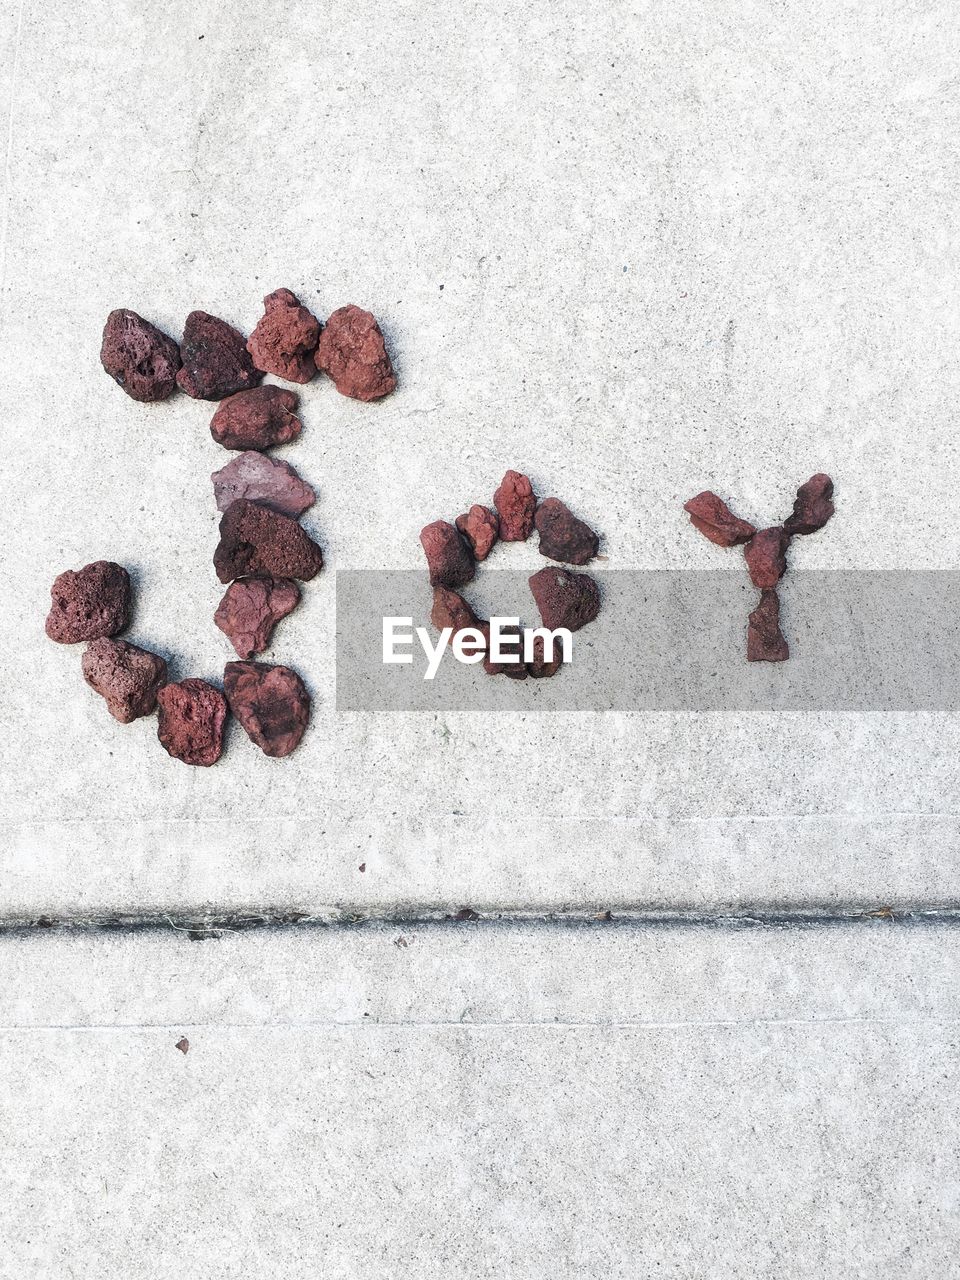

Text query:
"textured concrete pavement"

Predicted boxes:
[[2, 922, 958, 1278], [3, 0, 960, 914], [2, 1, 959, 1274]]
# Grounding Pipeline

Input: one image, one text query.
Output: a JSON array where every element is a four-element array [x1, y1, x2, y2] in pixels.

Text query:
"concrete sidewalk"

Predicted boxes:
[[3, 0, 960, 917], [2, 922, 958, 1278], [2, 1, 959, 1274]]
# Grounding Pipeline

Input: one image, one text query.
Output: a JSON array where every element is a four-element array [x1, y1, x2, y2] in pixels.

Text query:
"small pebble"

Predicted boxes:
[[82, 637, 167, 722], [157, 679, 227, 767], [214, 500, 324, 583], [420, 520, 475, 589], [209, 385, 302, 451], [247, 288, 321, 384], [45, 562, 131, 645], [493, 470, 537, 541], [214, 577, 300, 659], [177, 310, 263, 400], [315, 305, 396, 401], [223, 661, 311, 758], [100, 309, 181, 402]]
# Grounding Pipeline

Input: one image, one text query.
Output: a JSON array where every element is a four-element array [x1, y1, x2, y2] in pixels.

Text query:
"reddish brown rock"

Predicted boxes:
[[747, 590, 789, 663], [100, 309, 181, 402], [526, 633, 564, 679], [785, 473, 835, 536], [156, 679, 227, 767], [480, 623, 527, 680], [684, 491, 756, 547], [45, 562, 131, 644], [223, 661, 311, 758], [176, 310, 263, 400], [455, 505, 499, 561], [528, 566, 601, 633], [420, 520, 475, 589], [211, 451, 315, 518], [246, 288, 321, 383], [744, 527, 790, 590], [315, 305, 396, 401], [210, 385, 301, 451], [493, 470, 537, 541], [535, 497, 599, 565], [81, 638, 168, 722], [431, 586, 482, 637], [214, 500, 324, 583], [214, 577, 301, 658]]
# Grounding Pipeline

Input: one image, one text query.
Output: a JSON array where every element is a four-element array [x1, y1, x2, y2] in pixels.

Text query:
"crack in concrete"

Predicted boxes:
[[4, 904, 960, 938]]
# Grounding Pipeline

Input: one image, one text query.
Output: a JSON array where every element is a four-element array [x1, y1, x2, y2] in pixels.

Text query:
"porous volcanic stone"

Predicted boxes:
[[785, 473, 835, 536], [480, 623, 527, 680], [247, 288, 321, 383], [223, 661, 311, 758], [747, 590, 789, 663], [45, 562, 131, 644], [420, 520, 475, 589], [176, 311, 263, 400], [744, 527, 791, 590], [211, 450, 316, 517], [100, 309, 181, 402], [81, 638, 168, 722], [528, 566, 601, 633], [315, 305, 396, 401], [455, 505, 499, 561], [214, 577, 301, 659], [431, 586, 482, 637], [684, 491, 756, 546], [526, 633, 564, 679], [156, 679, 227, 767], [214, 500, 324, 583], [209, 385, 302, 451], [535, 497, 599, 565], [494, 470, 537, 541]]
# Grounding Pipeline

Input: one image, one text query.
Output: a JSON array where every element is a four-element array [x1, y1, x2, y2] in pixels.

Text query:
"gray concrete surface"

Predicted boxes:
[[3, 5, 959, 1272], [2, 923, 959, 1277], [3, 0, 960, 914]]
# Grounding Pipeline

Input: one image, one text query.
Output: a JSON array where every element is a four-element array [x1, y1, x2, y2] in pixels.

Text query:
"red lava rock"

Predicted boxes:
[[480, 623, 527, 679], [156, 679, 227, 767], [684, 491, 757, 547], [493, 470, 537, 541], [176, 311, 263, 400], [526, 633, 563, 679], [431, 586, 482, 637], [455, 505, 499, 561], [214, 577, 301, 658], [744, 526, 791, 590], [535, 497, 599, 565], [100, 309, 181, 402], [209, 385, 301, 451], [175, 1037, 190, 1054], [747, 590, 789, 663], [528, 566, 601, 633], [223, 661, 311, 758], [419, 520, 475, 589], [211, 451, 315, 518], [246, 288, 321, 383], [315, 305, 396, 401], [45, 562, 131, 644], [81, 637, 167, 723], [785, 473, 835, 536], [214, 500, 324, 584]]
